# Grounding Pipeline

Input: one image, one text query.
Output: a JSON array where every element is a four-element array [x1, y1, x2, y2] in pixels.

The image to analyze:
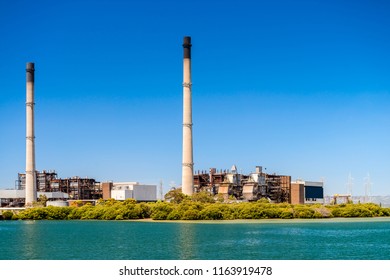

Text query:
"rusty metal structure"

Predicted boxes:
[[17, 170, 101, 200], [194, 165, 291, 203], [18, 170, 57, 192]]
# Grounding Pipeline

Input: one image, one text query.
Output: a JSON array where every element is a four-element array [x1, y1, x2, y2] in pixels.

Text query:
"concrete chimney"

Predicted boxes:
[[25, 62, 37, 206], [182, 36, 194, 195]]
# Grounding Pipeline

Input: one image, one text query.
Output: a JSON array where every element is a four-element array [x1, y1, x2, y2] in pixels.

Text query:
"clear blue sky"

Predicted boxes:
[[1, 0, 389, 196]]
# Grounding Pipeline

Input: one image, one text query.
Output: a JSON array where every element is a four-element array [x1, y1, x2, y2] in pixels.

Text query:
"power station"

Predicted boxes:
[[0, 36, 324, 207]]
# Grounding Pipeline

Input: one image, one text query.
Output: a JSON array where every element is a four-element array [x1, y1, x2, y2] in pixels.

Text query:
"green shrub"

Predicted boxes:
[[257, 197, 270, 204], [16, 208, 48, 220], [119, 204, 136, 219], [191, 191, 215, 203], [280, 209, 293, 219], [101, 207, 118, 220], [1, 211, 14, 220], [115, 214, 124, 220], [68, 205, 93, 219], [293, 206, 315, 218], [251, 208, 268, 219], [123, 198, 137, 205], [181, 209, 199, 220], [166, 209, 182, 220], [164, 189, 190, 203], [150, 202, 174, 220], [44, 206, 72, 220], [137, 203, 152, 218], [262, 207, 282, 218], [329, 206, 344, 217], [346, 205, 373, 217], [329, 204, 375, 217], [235, 203, 254, 219], [363, 203, 382, 216], [9, 199, 390, 221], [199, 205, 224, 220], [380, 208, 390, 216]]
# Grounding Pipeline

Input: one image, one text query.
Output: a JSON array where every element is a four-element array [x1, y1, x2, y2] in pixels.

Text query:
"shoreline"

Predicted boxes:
[[4, 201, 390, 221], [116, 216, 390, 224], [3, 217, 390, 224]]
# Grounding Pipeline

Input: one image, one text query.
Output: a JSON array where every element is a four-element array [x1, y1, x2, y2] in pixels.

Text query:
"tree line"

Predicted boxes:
[[1, 191, 390, 221]]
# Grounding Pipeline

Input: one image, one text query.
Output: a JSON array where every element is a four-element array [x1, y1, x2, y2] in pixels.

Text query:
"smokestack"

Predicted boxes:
[[182, 36, 194, 195], [25, 62, 37, 206]]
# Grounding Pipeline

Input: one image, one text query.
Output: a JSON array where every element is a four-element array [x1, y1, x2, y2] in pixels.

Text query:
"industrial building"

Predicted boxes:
[[291, 180, 324, 204], [0, 170, 98, 207], [193, 165, 325, 204], [17, 170, 101, 200], [102, 182, 157, 202], [194, 165, 291, 203], [0, 171, 157, 207], [0, 190, 68, 207]]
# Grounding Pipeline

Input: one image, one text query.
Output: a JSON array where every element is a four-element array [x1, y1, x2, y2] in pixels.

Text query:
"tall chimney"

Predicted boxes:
[[182, 36, 194, 195], [25, 62, 37, 206]]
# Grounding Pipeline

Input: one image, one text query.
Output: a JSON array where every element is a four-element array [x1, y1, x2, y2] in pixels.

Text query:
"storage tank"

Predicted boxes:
[[46, 201, 69, 207]]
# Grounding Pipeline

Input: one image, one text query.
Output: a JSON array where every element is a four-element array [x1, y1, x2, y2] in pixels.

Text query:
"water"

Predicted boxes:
[[1, 218, 390, 260]]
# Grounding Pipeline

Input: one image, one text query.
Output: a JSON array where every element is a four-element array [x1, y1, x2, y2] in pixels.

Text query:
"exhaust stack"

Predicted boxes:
[[25, 62, 37, 206], [181, 36, 194, 195]]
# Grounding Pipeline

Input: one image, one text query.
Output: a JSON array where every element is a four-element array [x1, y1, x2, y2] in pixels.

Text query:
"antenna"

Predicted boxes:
[[364, 173, 372, 203], [346, 173, 354, 196], [159, 179, 164, 200]]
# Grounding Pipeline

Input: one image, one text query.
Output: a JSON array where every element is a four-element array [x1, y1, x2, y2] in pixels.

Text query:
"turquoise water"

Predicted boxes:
[[1, 218, 390, 260]]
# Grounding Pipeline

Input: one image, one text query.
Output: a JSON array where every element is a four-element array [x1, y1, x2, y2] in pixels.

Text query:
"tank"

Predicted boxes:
[[46, 201, 69, 207]]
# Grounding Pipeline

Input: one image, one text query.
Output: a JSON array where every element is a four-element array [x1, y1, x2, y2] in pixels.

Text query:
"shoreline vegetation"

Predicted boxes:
[[1, 191, 390, 221]]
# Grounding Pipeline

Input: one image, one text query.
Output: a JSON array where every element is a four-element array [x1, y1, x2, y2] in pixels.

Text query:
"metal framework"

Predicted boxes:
[[193, 167, 291, 203], [17, 170, 102, 200]]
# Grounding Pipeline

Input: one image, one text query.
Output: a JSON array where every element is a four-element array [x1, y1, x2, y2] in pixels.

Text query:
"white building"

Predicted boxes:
[[110, 182, 157, 202]]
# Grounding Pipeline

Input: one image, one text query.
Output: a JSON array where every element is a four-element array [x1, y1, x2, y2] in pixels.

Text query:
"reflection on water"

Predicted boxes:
[[0, 220, 42, 259], [177, 223, 197, 259], [20, 221, 40, 259], [1, 219, 390, 260]]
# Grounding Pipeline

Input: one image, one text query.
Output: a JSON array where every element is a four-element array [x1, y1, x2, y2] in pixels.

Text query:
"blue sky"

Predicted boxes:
[[1, 0, 389, 196]]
